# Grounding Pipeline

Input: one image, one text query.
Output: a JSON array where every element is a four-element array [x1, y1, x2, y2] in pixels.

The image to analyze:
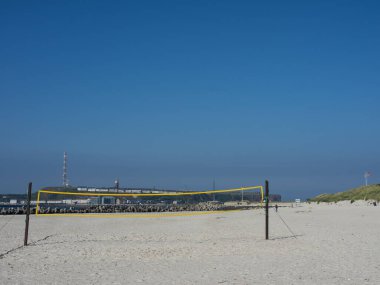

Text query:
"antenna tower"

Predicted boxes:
[[63, 152, 69, 187], [114, 178, 120, 190]]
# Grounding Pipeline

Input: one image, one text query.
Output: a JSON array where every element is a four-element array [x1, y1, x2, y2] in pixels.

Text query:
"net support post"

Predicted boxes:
[[24, 182, 32, 246], [265, 180, 269, 240]]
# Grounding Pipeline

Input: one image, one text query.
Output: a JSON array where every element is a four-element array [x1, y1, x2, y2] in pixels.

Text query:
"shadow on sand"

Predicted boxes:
[[270, 234, 304, 240]]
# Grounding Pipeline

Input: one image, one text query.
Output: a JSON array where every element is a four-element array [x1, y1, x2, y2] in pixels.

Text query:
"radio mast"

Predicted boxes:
[[114, 178, 120, 190], [63, 152, 69, 187]]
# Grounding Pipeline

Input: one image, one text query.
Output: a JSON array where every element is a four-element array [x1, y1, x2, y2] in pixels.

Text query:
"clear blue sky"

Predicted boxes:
[[1, 1, 379, 200]]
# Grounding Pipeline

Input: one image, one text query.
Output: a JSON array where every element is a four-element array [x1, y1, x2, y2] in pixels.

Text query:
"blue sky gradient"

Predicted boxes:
[[1, 1, 379, 199]]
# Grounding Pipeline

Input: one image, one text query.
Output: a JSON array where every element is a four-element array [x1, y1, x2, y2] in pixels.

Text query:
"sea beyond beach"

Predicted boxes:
[[1, 202, 380, 284]]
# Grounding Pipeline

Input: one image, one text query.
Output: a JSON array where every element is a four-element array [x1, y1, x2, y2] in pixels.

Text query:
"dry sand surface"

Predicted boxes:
[[1, 203, 380, 284]]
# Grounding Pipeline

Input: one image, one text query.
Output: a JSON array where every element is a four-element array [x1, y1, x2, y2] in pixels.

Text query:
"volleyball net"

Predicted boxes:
[[35, 185, 264, 217]]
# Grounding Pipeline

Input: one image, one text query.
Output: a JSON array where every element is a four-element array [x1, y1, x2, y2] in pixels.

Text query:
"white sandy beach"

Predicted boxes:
[[1, 203, 380, 285]]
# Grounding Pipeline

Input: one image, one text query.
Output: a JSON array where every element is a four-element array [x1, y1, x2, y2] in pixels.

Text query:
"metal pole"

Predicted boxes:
[[213, 179, 215, 201], [265, 180, 269, 240], [24, 182, 32, 246]]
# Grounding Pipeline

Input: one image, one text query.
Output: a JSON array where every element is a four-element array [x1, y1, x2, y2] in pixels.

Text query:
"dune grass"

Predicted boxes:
[[308, 184, 380, 203]]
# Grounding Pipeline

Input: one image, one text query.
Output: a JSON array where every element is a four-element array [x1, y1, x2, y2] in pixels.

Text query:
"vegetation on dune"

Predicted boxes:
[[308, 184, 380, 203]]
